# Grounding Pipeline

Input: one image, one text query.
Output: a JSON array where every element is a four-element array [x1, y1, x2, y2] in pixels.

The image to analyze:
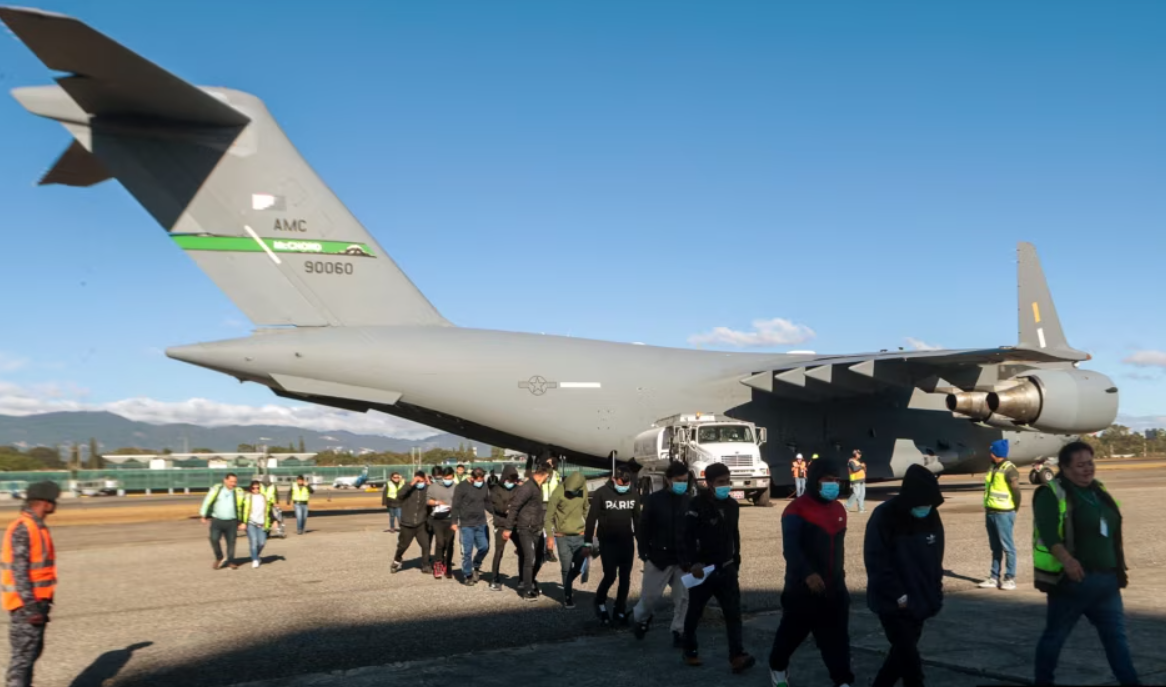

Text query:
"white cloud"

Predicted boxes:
[[905, 337, 943, 351], [688, 318, 816, 348], [0, 352, 29, 373], [0, 380, 437, 439], [1123, 350, 1166, 368]]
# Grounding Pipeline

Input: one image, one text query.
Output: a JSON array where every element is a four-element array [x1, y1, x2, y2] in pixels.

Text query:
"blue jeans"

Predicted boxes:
[[794, 477, 806, 497], [460, 525, 490, 577], [293, 503, 309, 533], [389, 507, 401, 530], [246, 523, 267, 562], [846, 481, 866, 512], [986, 510, 1017, 579], [1034, 572, 1138, 685]]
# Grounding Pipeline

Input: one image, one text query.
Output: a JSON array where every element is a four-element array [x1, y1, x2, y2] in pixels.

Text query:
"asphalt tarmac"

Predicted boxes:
[[4, 463, 1165, 687]]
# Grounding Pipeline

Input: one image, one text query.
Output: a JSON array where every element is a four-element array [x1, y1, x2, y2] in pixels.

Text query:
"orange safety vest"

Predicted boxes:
[[1, 512, 56, 611], [791, 461, 807, 478]]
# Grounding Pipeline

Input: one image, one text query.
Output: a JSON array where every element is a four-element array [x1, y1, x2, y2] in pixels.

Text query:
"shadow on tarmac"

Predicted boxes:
[[68, 641, 153, 687]]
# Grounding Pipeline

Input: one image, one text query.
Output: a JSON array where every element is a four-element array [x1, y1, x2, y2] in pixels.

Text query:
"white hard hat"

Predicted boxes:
[[796, 453, 803, 459]]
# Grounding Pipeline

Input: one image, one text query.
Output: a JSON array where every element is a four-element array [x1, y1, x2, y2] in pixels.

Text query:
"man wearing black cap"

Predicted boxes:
[[864, 464, 946, 687], [2, 480, 60, 687]]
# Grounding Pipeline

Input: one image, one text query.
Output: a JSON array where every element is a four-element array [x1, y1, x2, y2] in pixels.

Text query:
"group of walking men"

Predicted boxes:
[[197, 473, 315, 569]]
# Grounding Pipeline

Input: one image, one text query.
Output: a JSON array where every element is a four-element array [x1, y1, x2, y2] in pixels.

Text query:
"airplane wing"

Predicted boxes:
[[740, 242, 1090, 402]]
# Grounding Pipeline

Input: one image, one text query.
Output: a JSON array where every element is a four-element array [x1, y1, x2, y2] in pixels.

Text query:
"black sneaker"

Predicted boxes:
[[634, 620, 650, 640], [523, 590, 539, 602], [563, 594, 575, 609], [614, 612, 629, 627], [595, 602, 611, 627], [390, 561, 401, 574], [488, 582, 502, 592], [672, 631, 683, 648]]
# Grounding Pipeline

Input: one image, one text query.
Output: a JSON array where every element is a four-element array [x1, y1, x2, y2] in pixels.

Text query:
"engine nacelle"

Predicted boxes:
[[945, 391, 992, 421], [986, 369, 1118, 434]]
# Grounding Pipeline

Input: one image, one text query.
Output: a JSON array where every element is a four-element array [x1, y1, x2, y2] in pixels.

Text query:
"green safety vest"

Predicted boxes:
[[541, 472, 561, 502], [983, 460, 1017, 511], [242, 493, 272, 530], [1033, 478, 1120, 586], [261, 484, 277, 503], [291, 484, 311, 502], [202, 484, 245, 519]]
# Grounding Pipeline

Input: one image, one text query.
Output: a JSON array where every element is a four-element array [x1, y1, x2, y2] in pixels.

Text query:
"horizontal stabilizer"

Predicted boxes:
[[0, 6, 250, 127], [38, 139, 111, 186]]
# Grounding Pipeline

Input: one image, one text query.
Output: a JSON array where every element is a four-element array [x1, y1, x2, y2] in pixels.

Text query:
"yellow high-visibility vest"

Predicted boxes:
[[385, 481, 402, 499], [291, 484, 311, 502], [984, 461, 1017, 511]]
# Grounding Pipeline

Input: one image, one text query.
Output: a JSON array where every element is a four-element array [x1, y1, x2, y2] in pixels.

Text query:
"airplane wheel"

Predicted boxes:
[[753, 487, 773, 508], [1040, 468, 1055, 484], [1029, 471, 1040, 485]]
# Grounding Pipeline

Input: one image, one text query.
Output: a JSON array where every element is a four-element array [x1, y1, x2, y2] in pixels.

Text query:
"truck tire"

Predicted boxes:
[[1029, 470, 1041, 485], [753, 487, 773, 508]]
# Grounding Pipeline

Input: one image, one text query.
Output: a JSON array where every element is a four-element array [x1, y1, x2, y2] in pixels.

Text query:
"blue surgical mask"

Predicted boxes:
[[473, 481, 484, 489], [442, 479, 454, 487], [614, 484, 630, 494], [714, 485, 732, 500], [670, 482, 688, 495], [416, 483, 427, 490], [819, 482, 840, 500], [910, 505, 932, 519], [504, 482, 516, 490]]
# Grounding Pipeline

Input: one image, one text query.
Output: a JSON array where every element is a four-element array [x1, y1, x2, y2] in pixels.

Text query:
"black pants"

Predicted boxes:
[[595, 534, 635, 613], [209, 518, 238, 563], [490, 526, 523, 581], [430, 519, 455, 569], [769, 590, 854, 686], [516, 528, 545, 592], [683, 564, 745, 658], [873, 612, 925, 687], [394, 524, 431, 570]]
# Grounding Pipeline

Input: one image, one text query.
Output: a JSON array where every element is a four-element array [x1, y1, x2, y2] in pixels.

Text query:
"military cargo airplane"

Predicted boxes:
[[1, 7, 1119, 492]]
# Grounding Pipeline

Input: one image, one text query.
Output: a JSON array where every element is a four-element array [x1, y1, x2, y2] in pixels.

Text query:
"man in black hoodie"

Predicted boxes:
[[679, 462, 756, 674], [452, 467, 493, 586], [501, 462, 551, 601], [633, 460, 691, 647], [864, 463, 945, 687], [585, 465, 642, 626], [769, 457, 853, 687], [488, 465, 524, 591], [390, 471, 432, 575]]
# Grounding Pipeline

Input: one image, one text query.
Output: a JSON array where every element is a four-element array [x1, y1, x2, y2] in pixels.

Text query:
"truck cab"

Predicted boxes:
[[633, 413, 773, 507]]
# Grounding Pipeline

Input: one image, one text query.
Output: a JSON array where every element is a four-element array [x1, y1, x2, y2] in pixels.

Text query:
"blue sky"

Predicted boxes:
[[1, 0, 1163, 436]]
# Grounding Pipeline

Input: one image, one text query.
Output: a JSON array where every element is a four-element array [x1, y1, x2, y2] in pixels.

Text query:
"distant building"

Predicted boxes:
[[1146, 429, 1161, 440], [101, 452, 318, 469]]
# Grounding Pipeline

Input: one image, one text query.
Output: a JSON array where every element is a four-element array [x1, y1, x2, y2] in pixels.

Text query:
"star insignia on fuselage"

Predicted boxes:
[[519, 375, 559, 396]]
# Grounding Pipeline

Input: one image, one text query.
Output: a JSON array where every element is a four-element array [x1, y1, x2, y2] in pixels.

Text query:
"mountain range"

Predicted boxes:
[[0, 411, 496, 456]]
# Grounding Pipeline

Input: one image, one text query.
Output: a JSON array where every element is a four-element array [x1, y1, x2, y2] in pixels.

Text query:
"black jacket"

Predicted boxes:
[[680, 492, 740, 571], [451, 479, 493, 527], [502, 477, 546, 532], [397, 481, 431, 528], [638, 487, 691, 569], [585, 481, 642, 542], [490, 466, 519, 525], [781, 458, 849, 596], [864, 464, 946, 619]]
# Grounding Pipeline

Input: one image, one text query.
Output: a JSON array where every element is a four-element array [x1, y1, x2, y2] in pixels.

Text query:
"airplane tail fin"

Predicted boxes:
[[1016, 242, 1087, 361], [2, 7, 449, 328]]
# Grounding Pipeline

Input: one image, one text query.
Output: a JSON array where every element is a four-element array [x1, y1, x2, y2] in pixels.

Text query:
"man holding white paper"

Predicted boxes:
[[678, 463, 756, 674]]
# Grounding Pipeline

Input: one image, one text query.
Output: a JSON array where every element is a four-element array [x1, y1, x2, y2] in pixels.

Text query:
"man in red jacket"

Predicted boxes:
[[769, 458, 854, 687]]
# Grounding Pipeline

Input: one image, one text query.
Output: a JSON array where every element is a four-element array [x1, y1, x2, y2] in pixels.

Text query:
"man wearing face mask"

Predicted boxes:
[[391, 471, 433, 575], [545, 469, 591, 608], [585, 465, 642, 626], [452, 468, 493, 586], [427, 467, 459, 580], [769, 458, 854, 687], [488, 465, 524, 591], [679, 463, 755, 673], [864, 463, 946, 687], [502, 463, 552, 601], [633, 461, 691, 647]]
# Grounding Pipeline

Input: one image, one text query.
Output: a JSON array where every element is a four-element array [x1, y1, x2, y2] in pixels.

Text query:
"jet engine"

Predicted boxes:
[[945, 391, 992, 421], [980, 369, 1118, 434]]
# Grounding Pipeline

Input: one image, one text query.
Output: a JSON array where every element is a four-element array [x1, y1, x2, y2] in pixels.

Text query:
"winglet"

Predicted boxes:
[[1017, 242, 1088, 361]]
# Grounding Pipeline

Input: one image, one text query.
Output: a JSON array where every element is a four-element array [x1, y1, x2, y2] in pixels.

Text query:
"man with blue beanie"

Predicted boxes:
[[979, 438, 1021, 591]]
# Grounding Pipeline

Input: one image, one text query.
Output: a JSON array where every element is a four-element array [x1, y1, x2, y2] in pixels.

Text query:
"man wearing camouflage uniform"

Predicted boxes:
[[2, 481, 61, 687]]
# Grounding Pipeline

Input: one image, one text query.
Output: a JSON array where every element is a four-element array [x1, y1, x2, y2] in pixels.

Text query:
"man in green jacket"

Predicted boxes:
[[545, 471, 590, 609]]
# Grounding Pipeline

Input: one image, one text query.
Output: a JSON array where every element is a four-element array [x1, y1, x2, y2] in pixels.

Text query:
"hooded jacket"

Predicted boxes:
[[490, 466, 520, 525], [864, 464, 946, 619], [545, 471, 590, 536], [781, 458, 849, 596], [452, 477, 493, 528], [397, 480, 432, 528], [502, 475, 546, 532], [638, 484, 692, 569], [679, 488, 740, 571]]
